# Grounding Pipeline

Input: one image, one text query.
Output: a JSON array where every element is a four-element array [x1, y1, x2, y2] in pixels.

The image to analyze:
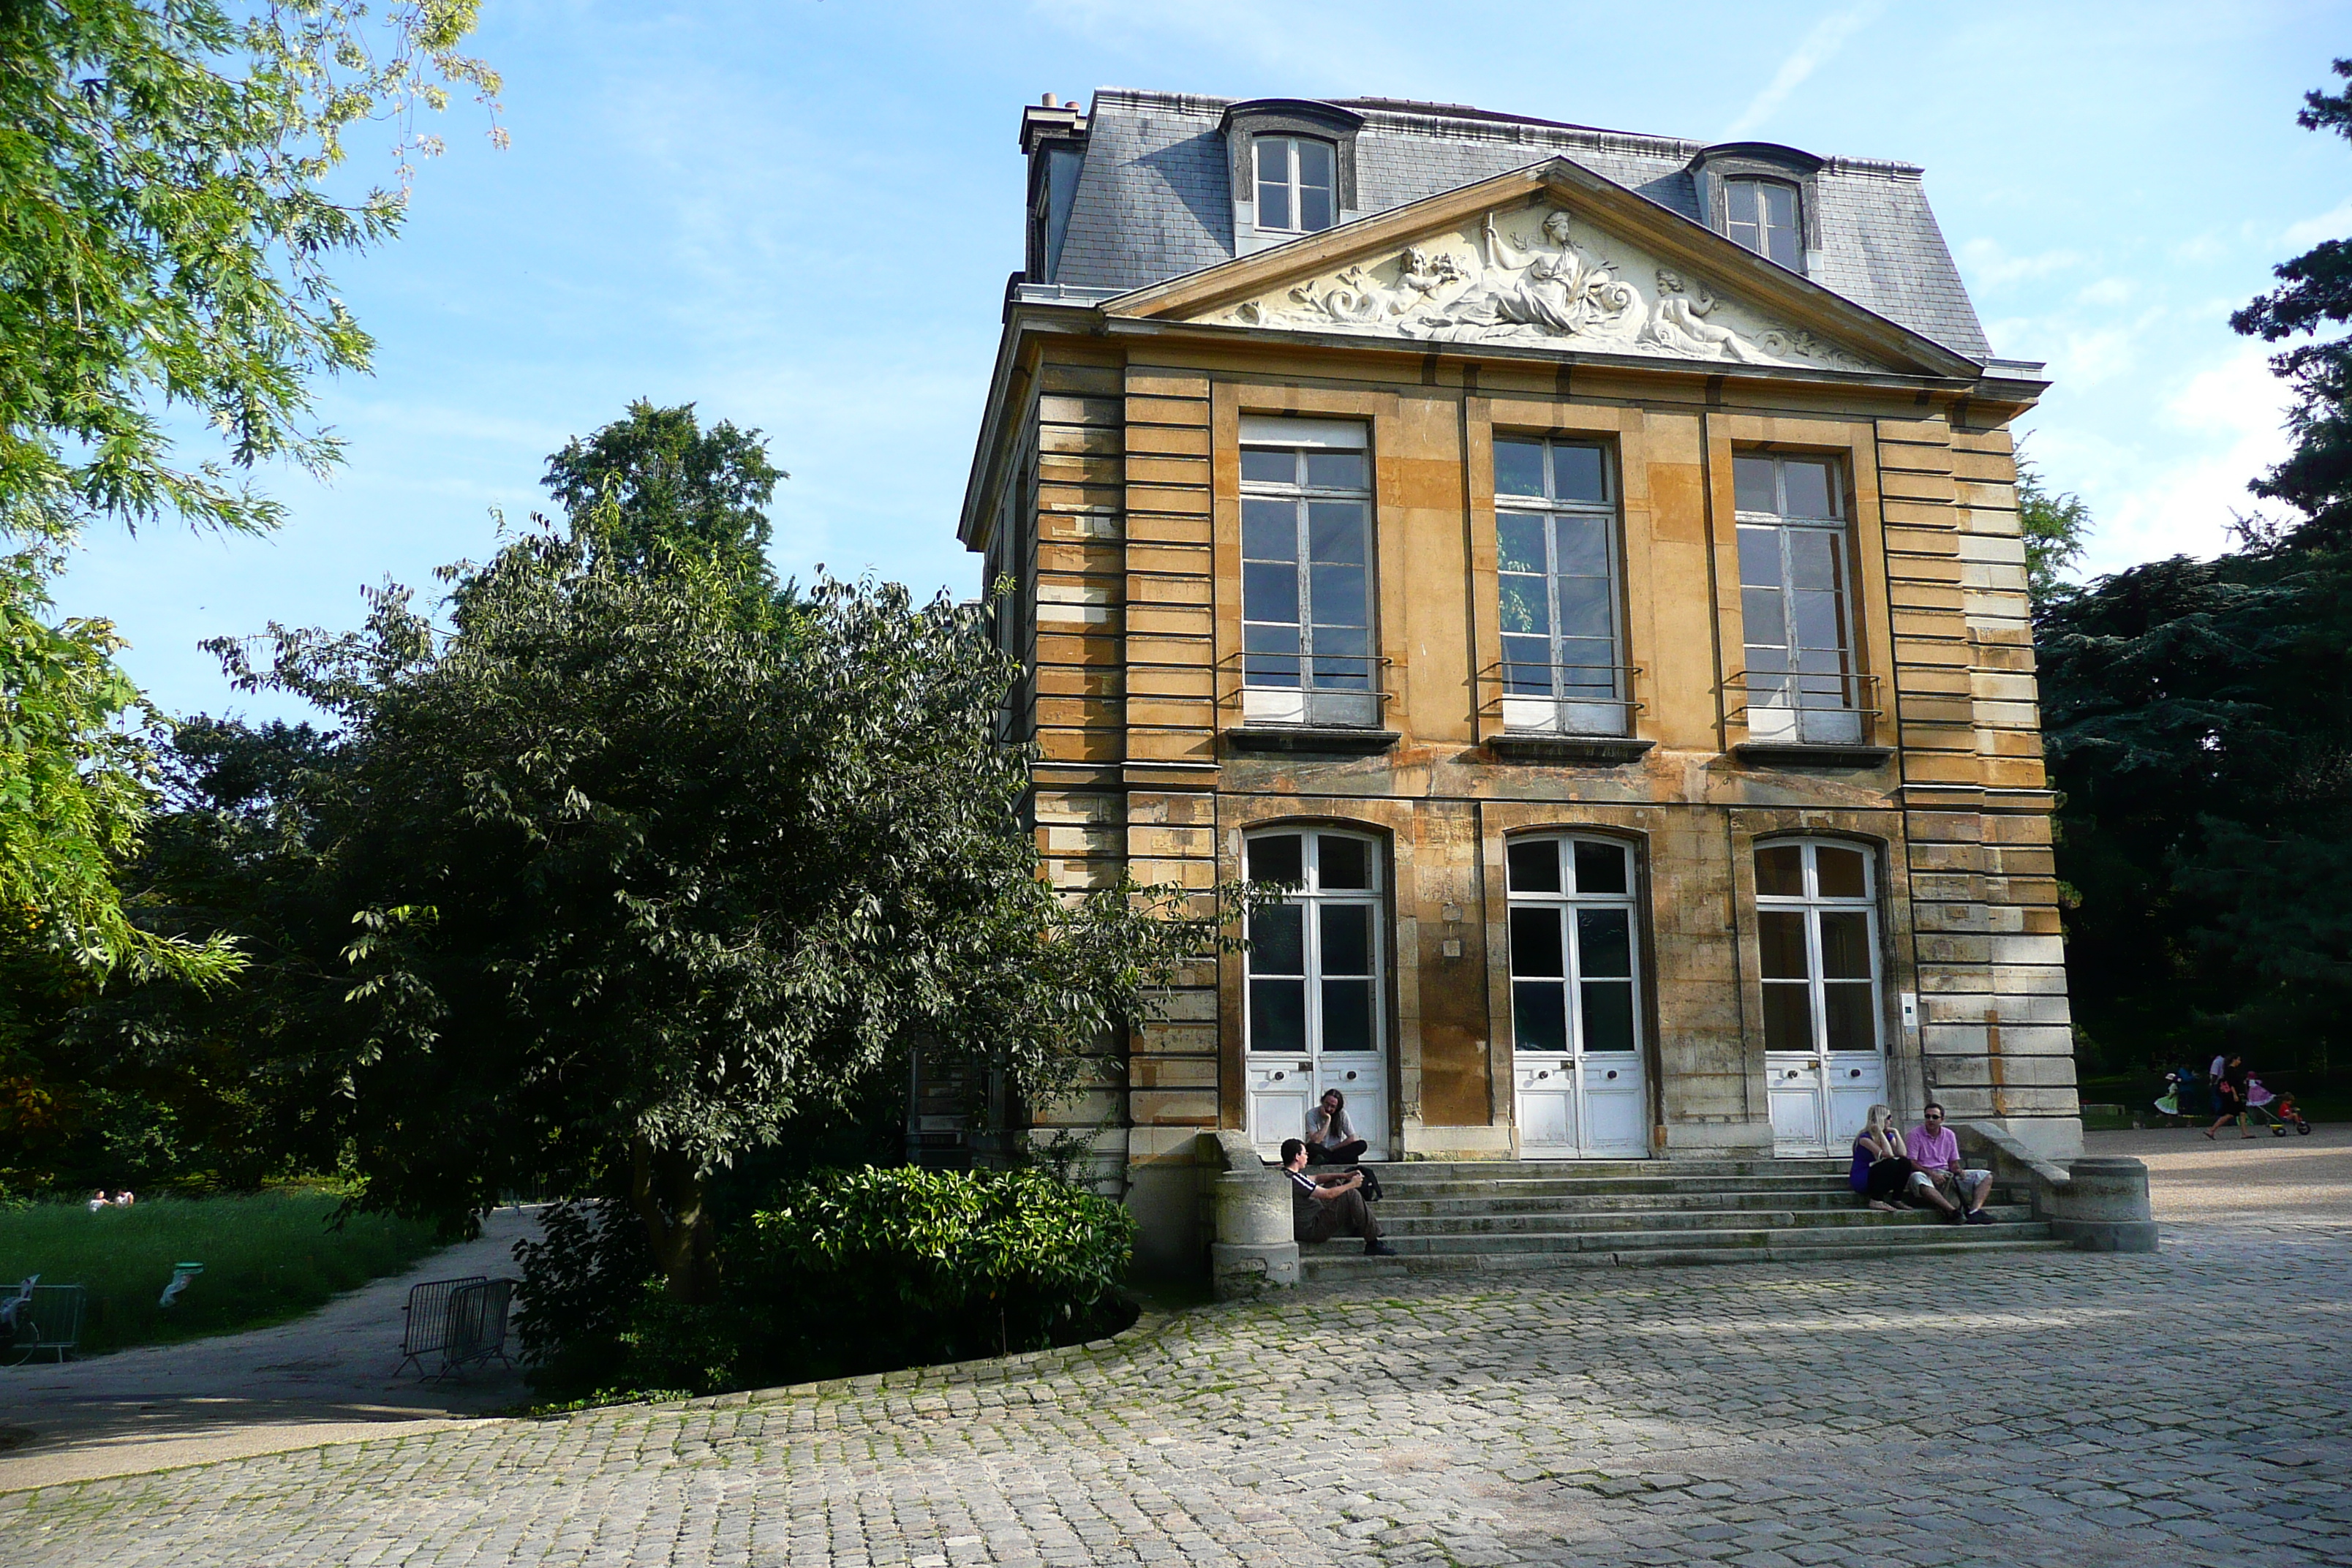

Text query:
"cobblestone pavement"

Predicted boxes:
[[4, 1151, 2349, 1567]]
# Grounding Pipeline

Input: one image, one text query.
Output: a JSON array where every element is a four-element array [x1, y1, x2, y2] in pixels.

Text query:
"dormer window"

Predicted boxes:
[[1726, 178, 1801, 270], [1255, 136, 1335, 234]]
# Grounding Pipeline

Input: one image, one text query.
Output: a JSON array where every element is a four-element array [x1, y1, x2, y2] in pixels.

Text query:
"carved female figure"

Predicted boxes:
[[1404, 209, 1634, 342]]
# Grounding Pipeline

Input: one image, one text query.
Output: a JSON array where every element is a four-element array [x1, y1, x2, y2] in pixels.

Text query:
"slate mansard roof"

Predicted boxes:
[[1037, 88, 1993, 362]]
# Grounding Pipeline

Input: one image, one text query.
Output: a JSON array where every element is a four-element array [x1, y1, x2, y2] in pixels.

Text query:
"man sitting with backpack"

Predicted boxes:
[[1281, 1139, 1396, 1256]]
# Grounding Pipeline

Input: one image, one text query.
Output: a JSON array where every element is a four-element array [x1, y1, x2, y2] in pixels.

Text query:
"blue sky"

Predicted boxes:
[[52, 0, 2351, 722]]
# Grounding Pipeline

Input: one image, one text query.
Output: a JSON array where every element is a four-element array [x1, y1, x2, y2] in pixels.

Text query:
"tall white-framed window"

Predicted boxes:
[[1754, 837, 1887, 1153], [1754, 839, 1881, 1057], [1243, 825, 1390, 1157], [1240, 416, 1377, 728], [1726, 178, 1801, 270], [1254, 135, 1337, 234], [1504, 833, 1647, 1157], [1495, 436, 1627, 736], [1735, 453, 1862, 746]]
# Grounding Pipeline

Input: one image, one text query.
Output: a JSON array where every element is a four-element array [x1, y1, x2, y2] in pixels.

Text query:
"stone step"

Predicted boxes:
[[1379, 1189, 1941, 1217], [1368, 1175, 1869, 1200], [1362, 1204, 2035, 1237], [1300, 1235, 2069, 1281], [1302, 1218, 2051, 1260], [1365, 1158, 1849, 1181]]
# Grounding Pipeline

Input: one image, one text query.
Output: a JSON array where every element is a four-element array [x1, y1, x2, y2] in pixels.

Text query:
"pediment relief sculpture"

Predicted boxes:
[[1205, 206, 1881, 372]]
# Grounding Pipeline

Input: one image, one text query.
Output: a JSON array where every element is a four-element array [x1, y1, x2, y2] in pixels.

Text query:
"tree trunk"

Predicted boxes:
[[627, 1137, 717, 1304]]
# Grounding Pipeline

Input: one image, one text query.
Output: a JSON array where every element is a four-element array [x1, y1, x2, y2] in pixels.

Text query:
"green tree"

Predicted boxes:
[[2039, 59, 2352, 1075], [214, 532, 1242, 1300], [0, 1, 496, 984], [543, 401, 787, 581], [2017, 450, 2091, 610]]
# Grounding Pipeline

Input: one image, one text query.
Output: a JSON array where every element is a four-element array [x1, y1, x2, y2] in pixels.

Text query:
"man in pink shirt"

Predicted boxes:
[[1907, 1102, 1993, 1224]]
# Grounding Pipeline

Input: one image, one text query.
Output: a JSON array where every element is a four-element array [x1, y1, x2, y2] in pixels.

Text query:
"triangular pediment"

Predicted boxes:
[[1106, 159, 1978, 380]]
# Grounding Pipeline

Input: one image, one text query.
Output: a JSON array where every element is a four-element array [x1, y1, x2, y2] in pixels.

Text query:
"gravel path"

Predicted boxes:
[[0, 1206, 540, 1490]]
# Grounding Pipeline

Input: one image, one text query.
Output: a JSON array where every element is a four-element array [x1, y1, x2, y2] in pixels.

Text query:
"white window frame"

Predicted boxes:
[[1504, 834, 1643, 1060], [1243, 827, 1386, 1061], [1734, 453, 1862, 746], [1726, 177, 1802, 270], [1239, 417, 1377, 728], [1254, 135, 1337, 235], [1753, 838, 1883, 1060], [1494, 437, 1627, 736]]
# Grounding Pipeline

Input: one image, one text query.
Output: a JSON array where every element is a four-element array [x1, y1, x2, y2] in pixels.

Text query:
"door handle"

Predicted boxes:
[[1536, 1070, 1550, 1079], [1343, 1071, 1357, 1081], [1605, 1070, 1618, 1081], [1271, 1071, 1285, 1081]]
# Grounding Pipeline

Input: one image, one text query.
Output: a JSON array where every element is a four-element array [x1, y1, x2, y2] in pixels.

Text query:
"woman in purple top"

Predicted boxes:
[[1849, 1104, 1913, 1212]]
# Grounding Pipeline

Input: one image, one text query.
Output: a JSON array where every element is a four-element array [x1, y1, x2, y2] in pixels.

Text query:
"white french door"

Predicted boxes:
[[1243, 827, 1390, 1160], [1755, 839, 1887, 1155], [1506, 834, 1648, 1159]]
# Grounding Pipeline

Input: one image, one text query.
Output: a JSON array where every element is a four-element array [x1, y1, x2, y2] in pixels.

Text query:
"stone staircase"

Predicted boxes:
[[1299, 1156, 2067, 1283]]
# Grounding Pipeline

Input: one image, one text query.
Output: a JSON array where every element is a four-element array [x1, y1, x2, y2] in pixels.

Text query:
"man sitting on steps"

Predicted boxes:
[[1282, 1139, 1398, 1256], [1905, 1101, 1995, 1225]]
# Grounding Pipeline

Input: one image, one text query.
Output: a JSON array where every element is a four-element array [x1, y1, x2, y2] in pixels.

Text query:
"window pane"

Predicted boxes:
[[1761, 182, 1796, 229], [1243, 622, 1300, 685], [1762, 981, 1813, 1052], [1507, 837, 1560, 893], [1494, 439, 1546, 497], [1755, 845, 1806, 896], [1321, 979, 1373, 1051], [1298, 181, 1333, 233], [1553, 445, 1607, 503], [1509, 907, 1564, 979], [1243, 561, 1299, 625], [1555, 513, 1610, 576], [1819, 911, 1872, 979], [1251, 977, 1305, 1052], [1310, 623, 1368, 687], [1307, 501, 1366, 562], [1572, 839, 1628, 894], [1766, 220, 1801, 271], [1308, 563, 1366, 627], [1576, 908, 1632, 979], [1243, 497, 1296, 559], [1558, 638, 1613, 687], [1501, 635, 1550, 690], [1733, 457, 1778, 513], [1256, 139, 1292, 230], [1742, 587, 1786, 644], [1823, 983, 1877, 1053], [1814, 845, 1867, 898], [1247, 833, 1303, 885], [1317, 835, 1372, 891], [1738, 524, 1783, 587], [1557, 575, 1612, 641], [1727, 180, 1760, 225], [1296, 137, 1334, 186], [1757, 910, 1809, 979], [1305, 451, 1366, 490], [1249, 901, 1304, 973], [1499, 576, 1548, 636], [1792, 589, 1844, 654], [1240, 448, 1294, 486], [1783, 461, 1835, 519], [1319, 902, 1372, 976], [1514, 981, 1568, 1053], [1580, 981, 1635, 1053], [1787, 528, 1841, 589], [1497, 511, 1546, 573]]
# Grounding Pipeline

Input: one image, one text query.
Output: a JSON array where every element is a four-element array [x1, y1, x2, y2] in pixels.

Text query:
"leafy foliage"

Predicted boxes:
[[206, 516, 1245, 1297], [0, 0, 500, 543], [2017, 451, 2091, 609], [543, 400, 787, 582]]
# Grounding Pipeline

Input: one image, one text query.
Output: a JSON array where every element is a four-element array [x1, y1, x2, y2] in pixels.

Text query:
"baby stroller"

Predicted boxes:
[[2244, 1078, 2314, 1137]]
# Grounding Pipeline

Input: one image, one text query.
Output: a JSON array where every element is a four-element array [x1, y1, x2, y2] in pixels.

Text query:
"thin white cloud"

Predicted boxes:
[[1721, 2, 1884, 140], [2283, 197, 2352, 251], [1959, 238, 2083, 290]]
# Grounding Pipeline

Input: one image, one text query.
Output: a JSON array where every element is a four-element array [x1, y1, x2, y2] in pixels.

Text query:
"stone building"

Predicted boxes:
[[956, 90, 2076, 1274]]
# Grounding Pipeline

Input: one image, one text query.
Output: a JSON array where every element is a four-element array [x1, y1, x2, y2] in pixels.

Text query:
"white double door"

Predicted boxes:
[[1756, 839, 1888, 1155], [1243, 828, 1390, 1160], [1507, 835, 1649, 1159]]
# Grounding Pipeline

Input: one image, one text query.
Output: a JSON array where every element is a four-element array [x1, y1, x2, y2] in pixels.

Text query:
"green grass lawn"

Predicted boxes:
[[0, 1191, 446, 1356]]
